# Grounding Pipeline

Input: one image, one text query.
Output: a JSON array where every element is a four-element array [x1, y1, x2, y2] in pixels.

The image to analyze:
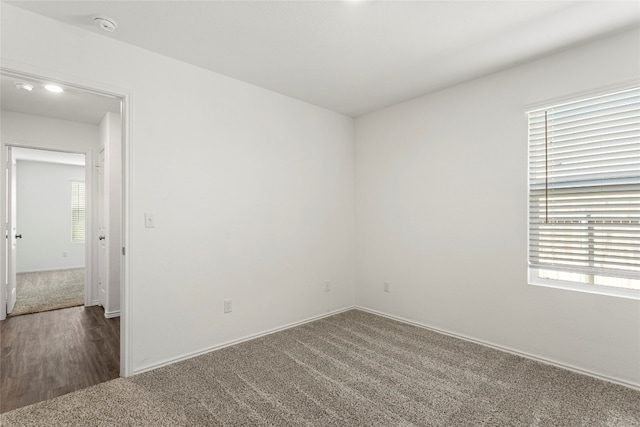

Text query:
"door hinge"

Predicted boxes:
[[122, 247, 126, 256]]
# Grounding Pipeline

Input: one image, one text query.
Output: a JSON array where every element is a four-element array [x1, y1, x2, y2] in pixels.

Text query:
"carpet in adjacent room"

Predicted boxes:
[[9, 268, 84, 316]]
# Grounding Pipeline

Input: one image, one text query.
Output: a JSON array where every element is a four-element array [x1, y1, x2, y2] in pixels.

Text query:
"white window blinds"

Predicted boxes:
[[528, 87, 640, 281], [71, 181, 86, 242]]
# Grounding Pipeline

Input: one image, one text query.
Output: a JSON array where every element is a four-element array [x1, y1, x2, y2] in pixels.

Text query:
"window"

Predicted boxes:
[[527, 87, 640, 298], [71, 181, 85, 242]]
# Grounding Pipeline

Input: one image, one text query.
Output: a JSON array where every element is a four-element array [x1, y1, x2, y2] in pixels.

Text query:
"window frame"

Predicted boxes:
[[526, 85, 640, 300], [528, 268, 639, 300]]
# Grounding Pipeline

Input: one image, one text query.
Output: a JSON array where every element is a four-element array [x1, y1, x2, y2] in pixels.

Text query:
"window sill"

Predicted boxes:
[[528, 275, 640, 300]]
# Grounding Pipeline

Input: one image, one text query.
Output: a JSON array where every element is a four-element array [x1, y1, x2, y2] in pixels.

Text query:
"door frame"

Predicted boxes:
[[0, 65, 132, 377], [6, 146, 17, 315], [97, 147, 107, 309], [4, 145, 94, 307]]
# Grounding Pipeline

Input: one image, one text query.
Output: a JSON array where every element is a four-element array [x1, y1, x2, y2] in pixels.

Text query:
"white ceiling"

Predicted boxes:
[[7, 1, 640, 117], [0, 73, 121, 125]]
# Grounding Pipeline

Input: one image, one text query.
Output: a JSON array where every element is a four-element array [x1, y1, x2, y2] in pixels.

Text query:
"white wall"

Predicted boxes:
[[1, 110, 99, 152], [355, 27, 640, 387], [1, 4, 355, 373], [16, 160, 85, 272]]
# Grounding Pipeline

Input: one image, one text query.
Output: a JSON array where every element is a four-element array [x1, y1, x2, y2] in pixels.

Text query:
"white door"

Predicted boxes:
[[6, 147, 17, 314], [97, 148, 107, 307]]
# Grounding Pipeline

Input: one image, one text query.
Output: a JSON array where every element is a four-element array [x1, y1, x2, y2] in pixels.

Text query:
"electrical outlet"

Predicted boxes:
[[384, 281, 390, 293], [324, 281, 331, 292], [62, 251, 68, 258], [224, 299, 232, 313]]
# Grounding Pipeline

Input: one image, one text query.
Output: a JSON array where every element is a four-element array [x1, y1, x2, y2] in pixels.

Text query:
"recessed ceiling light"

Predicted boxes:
[[44, 84, 64, 93], [94, 16, 117, 33], [15, 82, 34, 91]]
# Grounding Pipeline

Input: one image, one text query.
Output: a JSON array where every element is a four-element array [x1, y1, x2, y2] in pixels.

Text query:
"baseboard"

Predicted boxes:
[[132, 306, 356, 376], [104, 309, 120, 319], [17, 266, 84, 274], [355, 306, 640, 391]]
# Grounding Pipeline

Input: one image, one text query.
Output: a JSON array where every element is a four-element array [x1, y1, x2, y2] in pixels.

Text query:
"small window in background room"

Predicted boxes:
[[71, 181, 85, 242], [527, 86, 640, 299]]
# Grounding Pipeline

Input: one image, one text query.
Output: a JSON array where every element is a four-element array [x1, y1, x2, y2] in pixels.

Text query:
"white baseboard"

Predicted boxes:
[[133, 306, 356, 376], [17, 266, 84, 274], [355, 306, 640, 392], [104, 310, 120, 319]]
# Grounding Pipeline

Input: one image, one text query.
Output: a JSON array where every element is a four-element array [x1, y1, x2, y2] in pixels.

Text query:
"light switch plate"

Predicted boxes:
[[144, 212, 155, 228]]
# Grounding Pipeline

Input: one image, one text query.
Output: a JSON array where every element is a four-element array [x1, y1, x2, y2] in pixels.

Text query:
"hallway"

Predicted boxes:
[[0, 305, 119, 412]]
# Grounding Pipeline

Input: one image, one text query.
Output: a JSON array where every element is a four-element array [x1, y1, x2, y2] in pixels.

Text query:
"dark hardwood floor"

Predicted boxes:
[[0, 305, 120, 413]]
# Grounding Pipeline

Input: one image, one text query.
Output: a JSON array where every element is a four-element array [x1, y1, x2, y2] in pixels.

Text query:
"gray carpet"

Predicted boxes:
[[9, 268, 84, 316], [1, 310, 638, 426]]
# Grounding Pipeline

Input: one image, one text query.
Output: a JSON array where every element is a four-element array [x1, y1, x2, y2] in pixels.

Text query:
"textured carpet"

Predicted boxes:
[[9, 269, 84, 316], [1, 310, 639, 426]]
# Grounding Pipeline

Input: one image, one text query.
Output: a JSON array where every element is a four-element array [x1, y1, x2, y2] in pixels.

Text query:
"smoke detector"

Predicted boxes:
[[94, 16, 117, 33]]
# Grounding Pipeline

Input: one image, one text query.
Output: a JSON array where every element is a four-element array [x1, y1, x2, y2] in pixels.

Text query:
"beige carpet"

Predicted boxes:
[[9, 268, 84, 316], [1, 310, 639, 426]]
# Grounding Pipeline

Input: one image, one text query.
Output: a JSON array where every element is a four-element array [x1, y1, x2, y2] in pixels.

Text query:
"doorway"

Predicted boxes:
[[0, 68, 129, 409], [6, 147, 87, 317]]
